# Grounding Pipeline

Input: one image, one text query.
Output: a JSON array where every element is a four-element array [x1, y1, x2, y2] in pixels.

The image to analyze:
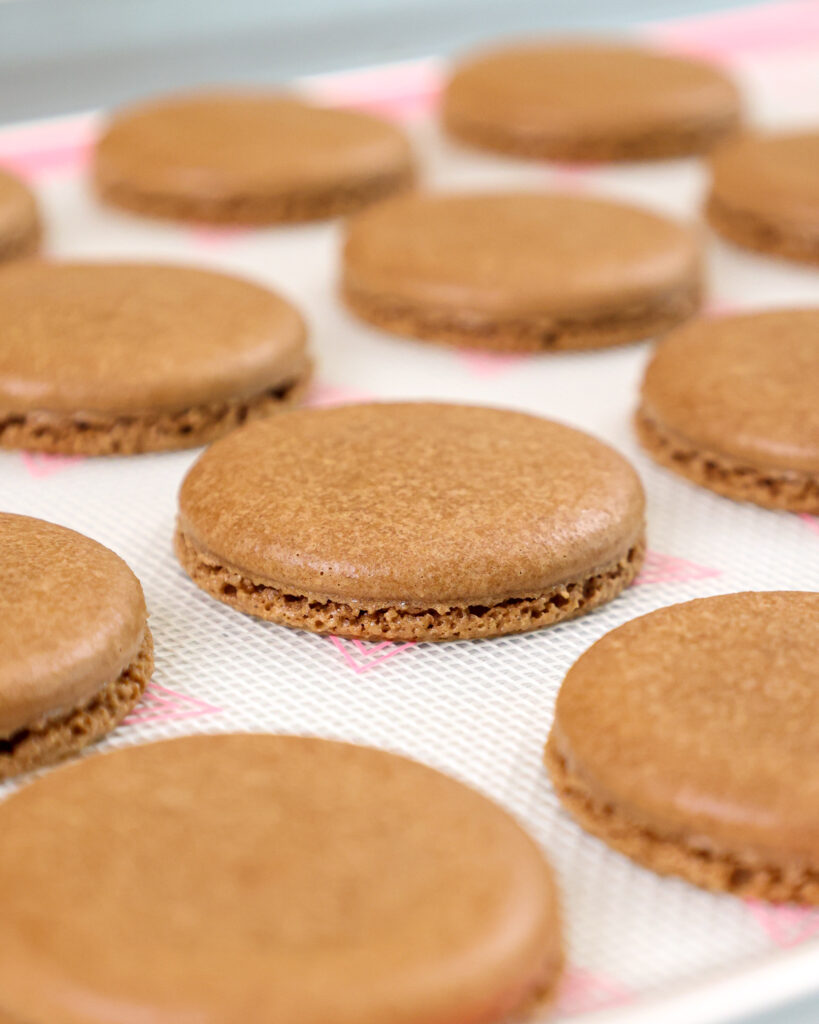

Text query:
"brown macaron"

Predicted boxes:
[[546, 592, 819, 903], [0, 168, 40, 261], [0, 513, 152, 780], [443, 41, 742, 162], [636, 309, 819, 512], [176, 402, 646, 642], [0, 261, 311, 455], [706, 130, 819, 265], [342, 192, 702, 353], [94, 92, 415, 224], [0, 734, 564, 1023]]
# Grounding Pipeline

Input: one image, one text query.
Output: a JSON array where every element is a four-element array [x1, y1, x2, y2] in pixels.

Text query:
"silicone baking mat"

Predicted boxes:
[[1, 2, 818, 1021]]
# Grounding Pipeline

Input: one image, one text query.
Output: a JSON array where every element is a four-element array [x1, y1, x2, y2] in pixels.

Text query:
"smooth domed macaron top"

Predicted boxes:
[[0, 733, 562, 1024], [0, 168, 40, 252], [0, 261, 308, 415], [550, 592, 819, 860], [95, 93, 414, 197], [444, 42, 741, 141], [343, 192, 700, 318], [640, 309, 819, 473], [178, 402, 645, 606], [709, 131, 819, 232], [0, 513, 146, 736]]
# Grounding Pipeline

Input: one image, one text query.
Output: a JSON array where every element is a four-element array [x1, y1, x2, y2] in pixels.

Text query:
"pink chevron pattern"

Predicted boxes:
[[0, 115, 95, 181], [457, 350, 530, 378], [328, 636, 416, 675], [125, 681, 222, 725], [647, 0, 819, 61], [798, 514, 819, 538], [307, 383, 373, 407], [304, 59, 442, 122], [556, 967, 633, 1015], [189, 225, 250, 248], [21, 451, 84, 478], [634, 550, 722, 586], [549, 163, 595, 192], [747, 901, 819, 948]]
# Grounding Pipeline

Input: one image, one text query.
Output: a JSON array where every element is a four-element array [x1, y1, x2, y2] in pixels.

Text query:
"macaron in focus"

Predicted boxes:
[[636, 309, 819, 512], [176, 402, 646, 641], [0, 261, 311, 455], [0, 513, 152, 779], [546, 592, 819, 903]]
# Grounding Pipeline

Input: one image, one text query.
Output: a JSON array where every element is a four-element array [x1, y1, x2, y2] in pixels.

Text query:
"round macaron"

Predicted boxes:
[[0, 167, 40, 261], [0, 261, 311, 455], [443, 42, 742, 162], [94, 92, 415, 224], [342, 192, 702, 352], [707, 130, 819, 265], [0, 513, 152, 780], [176, 402, 646, 641], [546, 592, 819, 903], [0, 733, 564, 1023], [636, 309, 819, 512]]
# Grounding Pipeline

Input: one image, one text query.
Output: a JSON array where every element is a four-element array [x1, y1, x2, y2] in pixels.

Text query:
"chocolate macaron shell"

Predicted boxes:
[[0, 734, 564, 1024], [0, 513, 152, 778], [342, 192, 702, 352], [443, 42, 742, 162], [0, 168, 40, 261], [0, 261, 311, 454], [547, 592, 819, 902], [707, 131, 819, 264], [94, 93, 415, 224], [176, 403, 646, 641], [637, 309, 819, 510]]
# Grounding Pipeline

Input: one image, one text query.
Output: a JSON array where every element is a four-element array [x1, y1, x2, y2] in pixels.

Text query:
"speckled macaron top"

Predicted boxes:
[[549, 592, 819, 863], [443, 42, 741, 160], [178, 402, 646, 608], [0, 168, 40, 258], [0, 513, 146, 736], [640, 309, 819, 474], [0, 734, 563, 1024], [343, 192, 701, 320], [708, 131, 819, 236], [0, 261, 308, 416]]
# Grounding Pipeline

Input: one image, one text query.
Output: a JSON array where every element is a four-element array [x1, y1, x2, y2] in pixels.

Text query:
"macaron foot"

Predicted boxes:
[[546, 738, 819, 904], [636, 408, 819, 512], [0, 628, 153, 781], [0, 374, 310, 456], [175, 525, 645, 642]]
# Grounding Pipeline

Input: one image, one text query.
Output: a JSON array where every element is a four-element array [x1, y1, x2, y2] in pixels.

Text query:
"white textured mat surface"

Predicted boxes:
[[1, 3, 818, 1019]]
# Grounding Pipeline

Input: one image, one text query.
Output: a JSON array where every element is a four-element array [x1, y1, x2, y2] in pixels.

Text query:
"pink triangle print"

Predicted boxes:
[[457, 350, 530, 378], [307, 383, 373, 408], [125, 681, 222, 725], [798, 514, 819, 538], [556, 967, 633, 1016], [189, 225, 250, 248], [21, 451, 84, 478], [747, 901, 819, 948], [549, 163, 595, 192], [634, 550, 722, 586], [328, 636, 416, 675]]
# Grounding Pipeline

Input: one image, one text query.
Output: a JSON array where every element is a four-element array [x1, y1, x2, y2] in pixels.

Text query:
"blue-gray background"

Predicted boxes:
[[0, 0, 753, 120], [0, 1, 815, 1022]]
